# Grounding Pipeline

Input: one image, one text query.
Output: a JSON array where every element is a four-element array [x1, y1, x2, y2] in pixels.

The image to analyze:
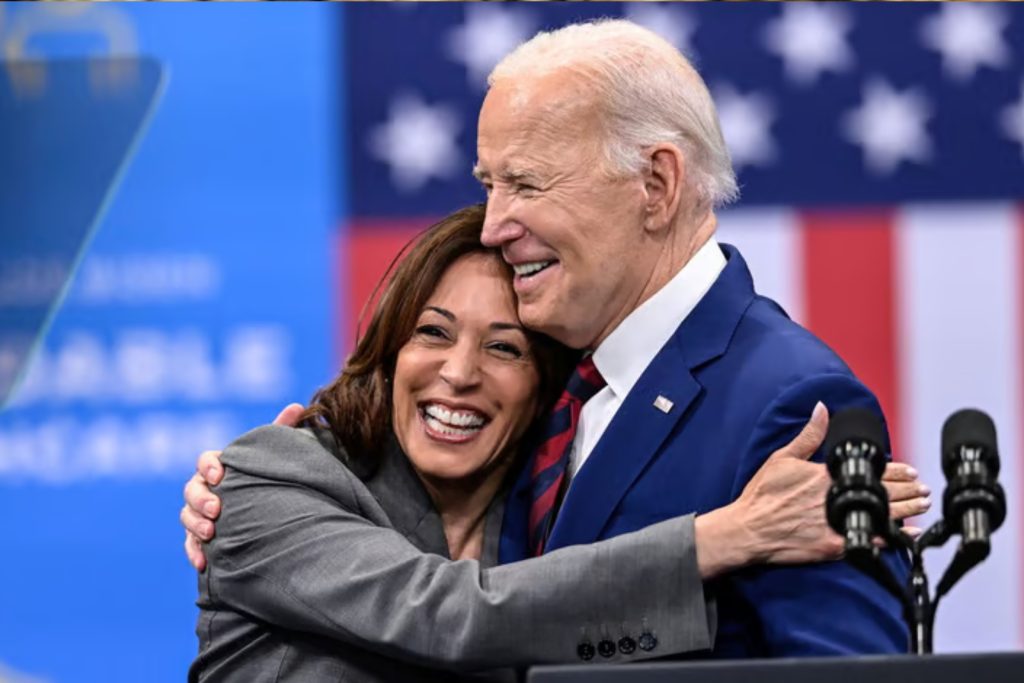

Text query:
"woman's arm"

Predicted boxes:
[[183, 408, 925, 573], [205, 426, 712, 671]]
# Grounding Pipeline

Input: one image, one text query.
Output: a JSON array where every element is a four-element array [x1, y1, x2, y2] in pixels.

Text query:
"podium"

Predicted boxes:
[[527, 652, 1024, 683]]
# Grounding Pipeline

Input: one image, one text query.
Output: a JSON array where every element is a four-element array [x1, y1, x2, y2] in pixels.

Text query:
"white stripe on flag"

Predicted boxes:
[[897, 203, 1022, 651], [719, 207, 805, 324]]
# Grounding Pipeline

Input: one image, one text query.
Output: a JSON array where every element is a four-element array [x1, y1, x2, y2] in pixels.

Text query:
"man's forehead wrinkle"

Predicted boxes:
[[499, 128, 570, 180], [478, 72, 605, 183], [516, 92, 591, 150], [483, 122, 559, 177], [496, 69, 594, 126]]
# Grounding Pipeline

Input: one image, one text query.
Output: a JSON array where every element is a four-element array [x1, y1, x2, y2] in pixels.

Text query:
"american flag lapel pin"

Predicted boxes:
[[653, 395, 674, 414]]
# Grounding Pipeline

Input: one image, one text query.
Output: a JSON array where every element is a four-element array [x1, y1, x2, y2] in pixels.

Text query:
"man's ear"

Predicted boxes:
[[642, 144, 686, 234]]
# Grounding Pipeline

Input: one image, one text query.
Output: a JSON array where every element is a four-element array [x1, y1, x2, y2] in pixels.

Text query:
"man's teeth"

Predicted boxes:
[[423, 404, 486, 431], [513, 260, 554, 277]]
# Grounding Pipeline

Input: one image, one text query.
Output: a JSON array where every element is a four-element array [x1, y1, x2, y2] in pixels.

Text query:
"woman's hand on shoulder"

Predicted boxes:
[[695, 403, 930, 578], [181, 403, 306, 571]]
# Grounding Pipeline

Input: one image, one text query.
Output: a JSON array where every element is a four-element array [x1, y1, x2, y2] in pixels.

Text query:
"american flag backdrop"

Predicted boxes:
[[340, 2, 1024, 652]]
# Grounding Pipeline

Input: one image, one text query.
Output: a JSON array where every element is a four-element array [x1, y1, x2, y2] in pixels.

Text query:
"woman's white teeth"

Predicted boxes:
[[513, 260, 553, 277], [424, 404, 485, 429], [425, 416, 480, 437]]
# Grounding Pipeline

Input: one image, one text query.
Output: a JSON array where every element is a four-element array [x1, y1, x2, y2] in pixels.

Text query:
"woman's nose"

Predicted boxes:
[[438, 344, 482, 389]]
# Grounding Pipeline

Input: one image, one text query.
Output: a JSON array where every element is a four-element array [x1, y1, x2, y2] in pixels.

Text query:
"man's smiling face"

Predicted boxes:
[[475, 72, 652, 350]]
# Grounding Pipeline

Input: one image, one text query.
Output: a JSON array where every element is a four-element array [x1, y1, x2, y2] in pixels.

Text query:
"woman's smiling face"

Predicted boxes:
[[391, 252, 541, 485]]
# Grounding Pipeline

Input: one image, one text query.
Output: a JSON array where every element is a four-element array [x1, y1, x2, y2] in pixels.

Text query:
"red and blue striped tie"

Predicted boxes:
[[528, 356, 606, 556]]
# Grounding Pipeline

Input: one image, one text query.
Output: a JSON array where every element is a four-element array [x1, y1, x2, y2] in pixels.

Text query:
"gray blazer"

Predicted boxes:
[[190, 425, 715, 682]]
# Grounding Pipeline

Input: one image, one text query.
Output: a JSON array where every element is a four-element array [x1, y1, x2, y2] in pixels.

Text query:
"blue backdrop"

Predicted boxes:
[[0, 3, 341, 681]]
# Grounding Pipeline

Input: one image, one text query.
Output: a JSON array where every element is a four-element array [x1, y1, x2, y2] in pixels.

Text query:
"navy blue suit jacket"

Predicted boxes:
[[499, 244, 909, 657]]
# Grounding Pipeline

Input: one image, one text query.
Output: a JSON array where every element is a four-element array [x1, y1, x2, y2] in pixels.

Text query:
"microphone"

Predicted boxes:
[[941, 409, 1006, 555], [825, 407, 892, 553]]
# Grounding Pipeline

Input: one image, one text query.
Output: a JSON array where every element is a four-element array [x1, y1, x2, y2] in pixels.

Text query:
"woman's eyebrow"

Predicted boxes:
[[490, 322, 525, 332], [424, 306, 456, 321], [425, 308, 524, 332]]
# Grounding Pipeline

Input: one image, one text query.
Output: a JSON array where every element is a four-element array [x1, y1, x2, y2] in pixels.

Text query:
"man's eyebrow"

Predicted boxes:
[[424, 306, 456, 321], [472, 164, 539, 184], [502, 168, 533, 182]]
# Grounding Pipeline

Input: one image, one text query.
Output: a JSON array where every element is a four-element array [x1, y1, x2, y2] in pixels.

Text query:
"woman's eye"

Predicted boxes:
[[415, 325, 448, 340], [489, 341, 524, 358]]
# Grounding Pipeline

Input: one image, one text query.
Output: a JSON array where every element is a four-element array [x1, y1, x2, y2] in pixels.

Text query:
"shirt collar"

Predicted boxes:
[[592, 237, 727, 399]]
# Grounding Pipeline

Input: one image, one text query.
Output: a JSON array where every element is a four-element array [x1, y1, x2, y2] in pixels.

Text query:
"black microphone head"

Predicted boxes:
[[824, 407, 888, 476], [942, 408, 999, 479]]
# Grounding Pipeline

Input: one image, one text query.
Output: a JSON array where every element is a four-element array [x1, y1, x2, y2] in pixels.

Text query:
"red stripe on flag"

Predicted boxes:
[[800, 211, 902, 459], [343, 219, 436, 352]]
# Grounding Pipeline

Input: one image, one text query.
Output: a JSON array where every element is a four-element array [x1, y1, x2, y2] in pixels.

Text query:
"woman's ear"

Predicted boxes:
[[642, 144, 686, 234]]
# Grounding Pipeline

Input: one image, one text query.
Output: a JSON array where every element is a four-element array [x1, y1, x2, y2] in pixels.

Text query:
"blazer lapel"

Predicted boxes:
[[545, 244, 757, 550], [361, 433, 451, 557]]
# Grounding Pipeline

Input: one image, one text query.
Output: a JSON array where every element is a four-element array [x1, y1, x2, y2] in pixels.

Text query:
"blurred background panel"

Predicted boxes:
[[0, 2, 339, 681], [1, 2, 1023, 681]]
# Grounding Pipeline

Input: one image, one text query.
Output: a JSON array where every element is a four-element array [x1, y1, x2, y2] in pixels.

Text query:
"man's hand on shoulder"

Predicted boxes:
[[181, 403, 305, 571]]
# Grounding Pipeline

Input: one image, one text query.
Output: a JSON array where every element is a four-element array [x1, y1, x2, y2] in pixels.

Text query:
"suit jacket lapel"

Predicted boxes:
[[499, 457, 534, 563], [545, 244, 757, 550], [544, 353, 699, 549]]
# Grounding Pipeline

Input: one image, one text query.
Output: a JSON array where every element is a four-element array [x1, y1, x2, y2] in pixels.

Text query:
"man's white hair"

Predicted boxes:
[[488, 19, 738, 209]]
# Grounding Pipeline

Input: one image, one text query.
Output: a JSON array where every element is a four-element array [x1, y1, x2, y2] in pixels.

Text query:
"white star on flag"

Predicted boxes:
[[1001, 81, 1024, 161], [920, 4, 1010, 82], [624, 3, 697, 57], [713, 84, 777, 171], [368, 93, 463, 193], [763, 3, 854, 86], [445, 4, 536, 89], [842, 78, 932, 176]]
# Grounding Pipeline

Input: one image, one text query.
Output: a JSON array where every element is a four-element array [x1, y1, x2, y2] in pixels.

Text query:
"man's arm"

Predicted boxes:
[[727, 374, 912, 655]]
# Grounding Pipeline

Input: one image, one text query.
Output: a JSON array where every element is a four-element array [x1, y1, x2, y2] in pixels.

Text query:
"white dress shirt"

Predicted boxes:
[[567, 237, 727, 480]]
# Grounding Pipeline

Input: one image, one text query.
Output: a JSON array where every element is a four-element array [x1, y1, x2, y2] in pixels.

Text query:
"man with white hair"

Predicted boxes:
[[182, 19, 919, 662], [474, 19, 909, 656]]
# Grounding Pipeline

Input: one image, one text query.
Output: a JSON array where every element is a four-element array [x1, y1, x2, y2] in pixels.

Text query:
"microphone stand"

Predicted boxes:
[[846, 518, 987, 655], [827, 409, 1005, 655], [908, 538, 933, 654]]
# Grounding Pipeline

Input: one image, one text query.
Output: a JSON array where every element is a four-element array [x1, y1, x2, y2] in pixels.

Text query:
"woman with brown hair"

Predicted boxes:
[[189, 204, 921, 682], [299, 204, 578, 564]]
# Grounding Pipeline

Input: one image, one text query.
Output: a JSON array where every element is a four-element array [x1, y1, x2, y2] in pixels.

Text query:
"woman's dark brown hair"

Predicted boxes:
[[300, 203, 578, 461]]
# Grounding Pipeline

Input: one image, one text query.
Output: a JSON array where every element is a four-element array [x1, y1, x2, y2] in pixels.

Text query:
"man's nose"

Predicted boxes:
[[438, 343, 482, 390], [481, 191, 523, 248]]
